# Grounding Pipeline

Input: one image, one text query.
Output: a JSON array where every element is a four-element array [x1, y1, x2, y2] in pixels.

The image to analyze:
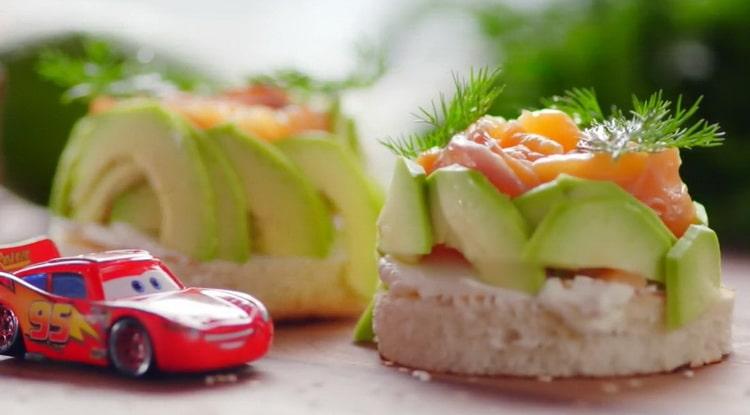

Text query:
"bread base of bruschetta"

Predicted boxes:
[[373, 256, 734, 377], [50, 218, 366, 320]]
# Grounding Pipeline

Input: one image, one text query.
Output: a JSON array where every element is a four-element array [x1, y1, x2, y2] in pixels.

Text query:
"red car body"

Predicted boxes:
[[0, 238, 272, 376]]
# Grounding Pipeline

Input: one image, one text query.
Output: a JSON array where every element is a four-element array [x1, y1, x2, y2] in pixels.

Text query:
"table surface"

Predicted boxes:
[[1, 189, 749, 415]]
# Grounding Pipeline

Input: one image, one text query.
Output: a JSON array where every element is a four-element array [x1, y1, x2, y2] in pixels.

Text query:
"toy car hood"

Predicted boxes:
[[111, 288, 258, 329]]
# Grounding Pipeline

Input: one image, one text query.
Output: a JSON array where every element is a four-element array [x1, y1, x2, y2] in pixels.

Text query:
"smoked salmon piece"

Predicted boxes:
[[89, 89, 330, 142], [416, 149, 441, 174], [582, 268, 648, 289], [516, 133, 564, 156], [221, 85, 290, 108], [469, 116, 525, 148], [419, 108, 696, 237], [532, 152, 649, 183], [429, 137, 530, 197], [518, 109, 581, 151], [531, 149, 695, 236]]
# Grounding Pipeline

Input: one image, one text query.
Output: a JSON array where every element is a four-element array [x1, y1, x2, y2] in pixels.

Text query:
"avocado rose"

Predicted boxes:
[[356, 69, 733, 378], [49, 85, 382, 319]]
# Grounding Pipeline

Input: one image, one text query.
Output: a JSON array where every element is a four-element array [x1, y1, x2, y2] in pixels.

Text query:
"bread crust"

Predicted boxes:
[[50, 218, 366, 320], [374, 257, 734, 377]]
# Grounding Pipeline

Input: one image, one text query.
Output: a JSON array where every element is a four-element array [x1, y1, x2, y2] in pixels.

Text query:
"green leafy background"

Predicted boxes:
[[0, 34, 211, 208], [469, 0, 750, 248]]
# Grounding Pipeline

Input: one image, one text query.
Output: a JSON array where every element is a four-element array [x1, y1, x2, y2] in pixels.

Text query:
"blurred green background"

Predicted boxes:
[[0, 34, 210, 207], [1, 0, 749, 247], [467, 0, 750, 248]]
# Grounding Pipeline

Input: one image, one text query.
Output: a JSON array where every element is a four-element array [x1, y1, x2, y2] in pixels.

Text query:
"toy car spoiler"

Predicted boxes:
[[0, 237, 60, 273]]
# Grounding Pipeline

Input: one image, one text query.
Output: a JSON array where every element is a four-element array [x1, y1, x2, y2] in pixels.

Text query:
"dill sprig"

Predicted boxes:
[[546, 88, 724, 157], [247, 41, 387, 97], [380, 67, 504, 159], [36, 39, 191, 104], [542, 87, 603, 127]]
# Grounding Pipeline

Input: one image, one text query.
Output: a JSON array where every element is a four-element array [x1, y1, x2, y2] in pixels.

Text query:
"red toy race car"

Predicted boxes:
[[0, 238, 272, 377]]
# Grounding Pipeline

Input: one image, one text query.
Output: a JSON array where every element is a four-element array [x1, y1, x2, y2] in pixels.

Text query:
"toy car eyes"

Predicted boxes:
[[131, 280, 145, 293], [150, 277, 161, 290]]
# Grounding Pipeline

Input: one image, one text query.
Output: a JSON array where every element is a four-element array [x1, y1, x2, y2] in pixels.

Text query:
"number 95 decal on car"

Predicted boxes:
[[27, 301, 99, 345]]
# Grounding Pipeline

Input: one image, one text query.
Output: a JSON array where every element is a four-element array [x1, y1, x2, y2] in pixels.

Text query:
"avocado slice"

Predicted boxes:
[[276, 135, 381, 298], [193, 133, 251, 262], [352, 295, 377, 342], [352, 280, 387, 343], [665, 224, 722, 329], [49, 101, 218, 260], [525, 198, 675, 282], [694, 201, 709, 226], [59, 114, 249, 262], [329, 98, 363, 159], [428, 167, 545, 294], [210, 125, 333, 257], [49, 117, 98, 215], [377, 157, 433, 262], [514, 174, 633, 228], [72, 161, 143, 222], [110, 183, 161, 237], [512, 180, 566, 229]]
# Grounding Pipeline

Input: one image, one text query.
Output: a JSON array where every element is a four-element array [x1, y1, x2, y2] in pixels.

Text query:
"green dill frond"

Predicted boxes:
[[541, 87, 604, 127], [247, 41, 387, 97], [380, 67, 504, 158], [577, 91, 724, 157], [38, 39, 125, 103], [36, 39, 189, 104]]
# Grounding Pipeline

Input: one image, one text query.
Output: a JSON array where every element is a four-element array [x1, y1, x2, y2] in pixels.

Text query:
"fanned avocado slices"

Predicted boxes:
[[49, 97, 381, 309], [192, 133, 251, 262], [276, 134, 382, 298], [210, 125, 334, 258], [50, 102, 218, 260]]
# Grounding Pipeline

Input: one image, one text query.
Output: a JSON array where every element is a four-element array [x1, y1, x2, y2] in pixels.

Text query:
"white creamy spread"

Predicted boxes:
[[380, 255, 530, 301], [380, 256, 639, 334], [538, 276, 635, 333]]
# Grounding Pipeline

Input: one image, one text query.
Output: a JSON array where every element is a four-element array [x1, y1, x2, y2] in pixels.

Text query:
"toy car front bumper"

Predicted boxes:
[[152, 319, 273, 373]]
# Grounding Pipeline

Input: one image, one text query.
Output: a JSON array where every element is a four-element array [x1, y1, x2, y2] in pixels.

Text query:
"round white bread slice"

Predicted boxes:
[[374, 256, 734, 377], [50, 218, 366, 320]]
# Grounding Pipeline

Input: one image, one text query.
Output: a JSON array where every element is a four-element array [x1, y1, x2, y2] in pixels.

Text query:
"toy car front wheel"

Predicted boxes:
[[0, 304, 23, 357], [108, 319, 154, 377]]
